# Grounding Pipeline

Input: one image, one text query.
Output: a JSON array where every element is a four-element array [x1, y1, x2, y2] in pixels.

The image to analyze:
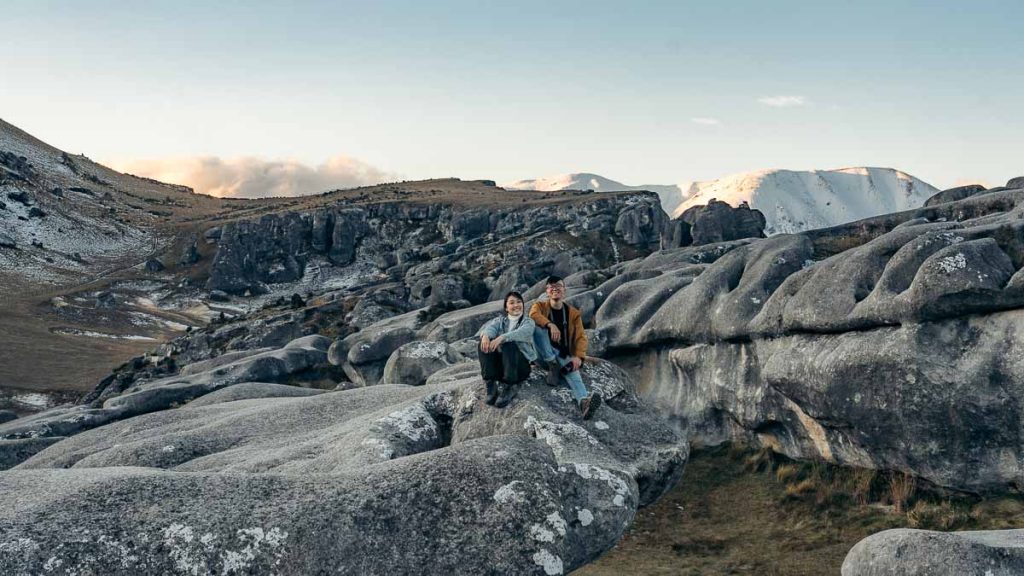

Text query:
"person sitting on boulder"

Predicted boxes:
[[477, 291, 537, 408], [530, 275, 601, 419]]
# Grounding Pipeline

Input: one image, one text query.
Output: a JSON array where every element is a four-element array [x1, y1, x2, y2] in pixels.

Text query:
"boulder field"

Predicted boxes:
[[3, 176, 1024, 574], [0, 352, 686, 574]]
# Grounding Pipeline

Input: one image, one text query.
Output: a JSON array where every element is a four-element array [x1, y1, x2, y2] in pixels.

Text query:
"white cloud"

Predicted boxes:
[[108, 155, 394, 198], [691, 117, 721, 125], [757, 95, 808, 108]]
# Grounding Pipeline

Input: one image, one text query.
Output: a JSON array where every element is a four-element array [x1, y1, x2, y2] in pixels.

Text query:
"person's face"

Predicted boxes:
[[505, 296, 524, 315], [546, 282, 566, 301]]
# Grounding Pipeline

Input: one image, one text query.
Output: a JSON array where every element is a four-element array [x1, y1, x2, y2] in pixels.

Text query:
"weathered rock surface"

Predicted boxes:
[[205, 194, 667, 299], [185, 382, 326, 408], [0, 437, 63, 470], [924, 183, 987, 207], [842, 528, 1024, 575], [593, 188, 1024, 492], [674, 199, 767, 246], [381, 340, 462, 386], [1, 358, 686, 575], [0, 335, 332, 461]]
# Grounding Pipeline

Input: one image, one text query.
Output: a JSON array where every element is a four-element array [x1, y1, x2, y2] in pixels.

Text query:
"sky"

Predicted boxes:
[[1, 0, 1022, 196]]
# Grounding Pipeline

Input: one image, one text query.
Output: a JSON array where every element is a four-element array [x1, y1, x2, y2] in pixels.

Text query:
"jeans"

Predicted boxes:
[[532, 327, 588, 401]]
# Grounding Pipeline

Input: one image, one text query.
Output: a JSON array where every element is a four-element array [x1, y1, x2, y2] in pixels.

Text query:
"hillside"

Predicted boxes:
[[672, 167, 938, 234]]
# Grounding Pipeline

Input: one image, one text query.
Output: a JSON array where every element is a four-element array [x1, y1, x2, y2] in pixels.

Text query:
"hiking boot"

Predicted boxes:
[[579, 392, 602, 420], [484, 380, 499, 405], [494, 382, 518, 408], [544, 360, 561, 387]]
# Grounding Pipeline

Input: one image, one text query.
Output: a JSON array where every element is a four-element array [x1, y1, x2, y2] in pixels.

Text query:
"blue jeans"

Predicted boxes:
[[533, 327, 589, 401]]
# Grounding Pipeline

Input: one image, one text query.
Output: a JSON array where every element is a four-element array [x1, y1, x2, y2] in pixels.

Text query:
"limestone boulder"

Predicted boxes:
[[677, 199, 766, 245], [186, 382, 326, 408], [2, 358, 686, 576], [842, 529, 1024, 576], [924, 184, 987, 207], [381, 341, 461, 386]]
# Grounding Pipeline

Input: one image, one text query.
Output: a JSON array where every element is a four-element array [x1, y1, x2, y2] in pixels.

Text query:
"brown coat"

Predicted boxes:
[[529, 300, 588, 359]]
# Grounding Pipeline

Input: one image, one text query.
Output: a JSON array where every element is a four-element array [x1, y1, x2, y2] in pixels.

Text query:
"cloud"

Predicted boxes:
[[109, 155, 395, 198], [691, 117, 721, 125], [757, 95, 808, 108]]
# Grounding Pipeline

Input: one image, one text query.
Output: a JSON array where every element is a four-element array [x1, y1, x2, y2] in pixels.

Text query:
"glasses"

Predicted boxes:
[[546, 285, 565, 292]]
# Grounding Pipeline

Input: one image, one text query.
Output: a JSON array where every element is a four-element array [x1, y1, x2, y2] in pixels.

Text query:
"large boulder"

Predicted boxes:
[[1, 359, 686, 575], [381, 341, 462, 386], [0, 437, 63, 470], [185, 382, 326, 408], [924, 184, 987, 207], [842, 528, 1024, 575], [677, 199, 767, 245]]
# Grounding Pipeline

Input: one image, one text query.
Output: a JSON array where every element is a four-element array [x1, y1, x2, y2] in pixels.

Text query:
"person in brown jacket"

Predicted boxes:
[[530, 275, 602, 419]]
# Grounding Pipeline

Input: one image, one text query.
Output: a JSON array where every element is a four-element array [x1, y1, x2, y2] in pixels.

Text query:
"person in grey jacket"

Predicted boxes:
[[477, 291, 537, 408]]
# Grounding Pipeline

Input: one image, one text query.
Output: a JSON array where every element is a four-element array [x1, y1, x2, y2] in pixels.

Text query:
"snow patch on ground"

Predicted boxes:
[[53, 327, 156, 341]]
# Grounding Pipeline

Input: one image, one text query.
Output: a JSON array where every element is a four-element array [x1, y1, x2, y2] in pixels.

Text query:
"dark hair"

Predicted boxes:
[[546, 275, 563, 285], [504, 291, 525, 313]]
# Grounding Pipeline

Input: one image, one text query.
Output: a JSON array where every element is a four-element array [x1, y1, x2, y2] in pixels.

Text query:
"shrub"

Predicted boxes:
[[907, 500, 969, 531], [889, 472, 916, 513]]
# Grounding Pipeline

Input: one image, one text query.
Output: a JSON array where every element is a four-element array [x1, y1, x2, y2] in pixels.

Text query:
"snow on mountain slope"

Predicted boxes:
[[672, 167, 939, 235], [504, 173, 688, 214], [0, 119, 193, 284]]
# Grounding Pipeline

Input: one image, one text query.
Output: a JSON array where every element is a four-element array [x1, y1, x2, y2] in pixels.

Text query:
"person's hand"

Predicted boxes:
[[489, 336, 504, 352], [480, 335, 491, 352], [547, 324, 561, 342], [570, 356, 583, 371]]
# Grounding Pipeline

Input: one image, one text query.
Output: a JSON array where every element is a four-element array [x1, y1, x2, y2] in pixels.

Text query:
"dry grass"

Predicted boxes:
[[577, 444, 1024, 576], [889, 472, 917, 514]]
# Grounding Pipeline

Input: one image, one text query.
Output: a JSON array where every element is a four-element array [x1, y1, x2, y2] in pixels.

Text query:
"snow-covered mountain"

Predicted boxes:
[[503, 173, 688, 214], [672, 167, 939, 235]]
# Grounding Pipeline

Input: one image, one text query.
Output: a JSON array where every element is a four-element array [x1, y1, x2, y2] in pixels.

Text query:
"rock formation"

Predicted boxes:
[[0, 357, 686, 575], [593, 187, 1024, 494]]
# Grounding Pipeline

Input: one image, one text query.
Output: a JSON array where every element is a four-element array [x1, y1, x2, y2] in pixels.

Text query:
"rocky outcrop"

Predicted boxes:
[[924, 184, 987, 207], [842, 528, 1024, 575], [0, 335, 333, 464], [593, 188, 1024, 492], [0, 358, 686, 575], [381, 341, 462, 386], [206, 194, 668, 298], [672, 199, 767, 246]]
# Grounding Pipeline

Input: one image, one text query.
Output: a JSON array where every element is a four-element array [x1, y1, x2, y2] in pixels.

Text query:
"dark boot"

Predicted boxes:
[[579, 392, 602, 420], [544, 360, 561, 387], [485, 380, 499, 405], [494, 382, 518, 408]]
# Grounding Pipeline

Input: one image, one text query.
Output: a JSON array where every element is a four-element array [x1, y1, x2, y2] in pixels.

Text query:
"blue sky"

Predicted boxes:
[[2, 0, 1022, 194]]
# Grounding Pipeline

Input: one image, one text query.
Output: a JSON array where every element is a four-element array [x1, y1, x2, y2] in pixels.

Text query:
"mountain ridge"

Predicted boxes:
[[673, 166, 939, 234]]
